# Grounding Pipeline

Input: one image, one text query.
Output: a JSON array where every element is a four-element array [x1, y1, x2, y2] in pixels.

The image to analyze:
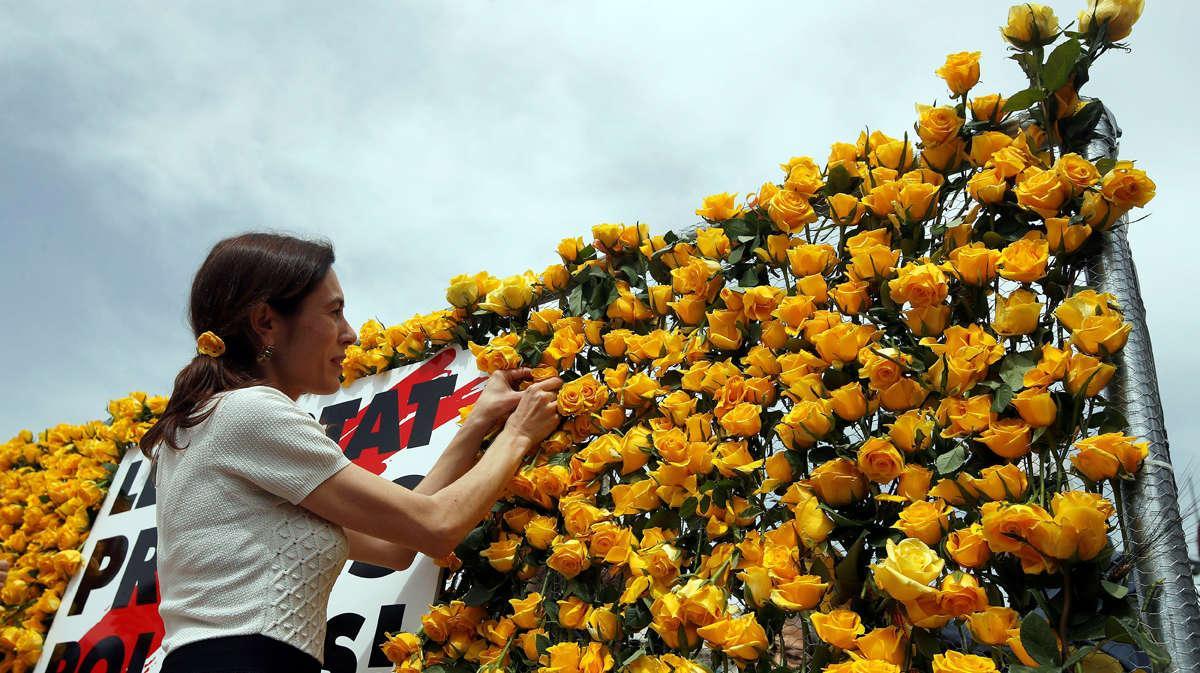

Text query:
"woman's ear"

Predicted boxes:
[[248, 302, 278, 348]]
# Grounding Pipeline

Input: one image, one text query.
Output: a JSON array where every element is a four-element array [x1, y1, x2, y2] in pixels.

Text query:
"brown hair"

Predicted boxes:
[[139, 232, 335, 456]]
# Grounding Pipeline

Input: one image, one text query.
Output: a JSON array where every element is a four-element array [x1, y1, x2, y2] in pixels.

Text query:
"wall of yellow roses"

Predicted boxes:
[[2, 3, 1175, 673]]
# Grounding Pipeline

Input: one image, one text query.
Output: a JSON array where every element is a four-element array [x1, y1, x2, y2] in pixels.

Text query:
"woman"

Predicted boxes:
[[140, 233, 562, 673]]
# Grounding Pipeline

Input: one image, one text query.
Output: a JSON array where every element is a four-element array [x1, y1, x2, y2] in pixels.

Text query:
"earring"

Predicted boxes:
[[257, 344, 276, 362]]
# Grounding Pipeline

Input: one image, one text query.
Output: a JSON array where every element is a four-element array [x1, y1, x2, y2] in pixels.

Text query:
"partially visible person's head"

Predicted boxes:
[[140, 232, 356, 456]]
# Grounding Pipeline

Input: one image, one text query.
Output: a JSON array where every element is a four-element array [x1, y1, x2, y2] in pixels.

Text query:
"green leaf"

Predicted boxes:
[[1096, 157, 1117, 175], [992, 384, 1015, 413], [1043, 39, 1082, 91], [834, 531, 868, 600], [727, 244, 746, 265], [935, 445, 967, 475], [621, 647, 647, 667], [1004, 86, 1046, 114], [824, 163, 855, 195], [999, 350, 1039, 390], [1020, 612, 1061, 666], [567, 284, 584, 315], [1101, 579, 1129, 600], [1115, 615, 1171, 666]]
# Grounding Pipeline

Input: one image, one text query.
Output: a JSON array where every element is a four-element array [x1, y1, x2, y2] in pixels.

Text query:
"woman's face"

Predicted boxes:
[[272, 269, 358, 398]]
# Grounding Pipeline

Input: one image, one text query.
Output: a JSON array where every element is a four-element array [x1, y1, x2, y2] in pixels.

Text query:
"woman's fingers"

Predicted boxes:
[[496, 367, 533, 388], [526, 376, 564, 394]]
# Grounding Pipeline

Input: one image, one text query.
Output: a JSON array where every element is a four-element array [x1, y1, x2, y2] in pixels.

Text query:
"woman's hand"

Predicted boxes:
[[500, 375, 563, 454], [469, 368, 534, 429]]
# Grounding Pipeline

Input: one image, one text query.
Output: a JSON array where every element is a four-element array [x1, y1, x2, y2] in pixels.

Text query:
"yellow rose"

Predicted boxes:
[[930, 572, 989, 617], [968, 131, 1013, 167], [775, 400, 834, 450], [480, 534, 520, 573], [987, 146, 1027, 179], [978, 418, 1032, 459], [916, 104, 963, 146], [478, 272, 536, 316], [948, 242, 1000, 285], [896, 464, 933, 502], [889, 262, 949, 308], [969, 93, 1008, 124], [1065, 350, 1116, 397], [857, 437, 904, 483], [783, 157, 824, 197], [557, 374, 609, 416], [970, 464, 1029, 502], [1100, 160, 1155, 209], [767, 188, 817, 233], [1054, 289, 1118, 330], [1045, 217, 1092, 254], [830, 382, 869, 421], [546, 536, 591, 579], [1071, 314, 1132, 356], [1001, 3, 1059, 47], [715, 403, 761, 438], [696, 192, 741, 221], [855, 626, 906, 665], [992, 289, 1043, 336], [931, 650, 999, 673], [741, 285, 785, 322], [966, 606, 1018, 645], [893, 499, 951, 545], [873, 537, 945, 599], [1071, 432, 1148, 481], [810, 609, 865, 650], [1039, 495, 1109, 556], [695, 227, 732, 259], [697, 613, 769, 661], [827, 193, 864, 226], [812, 322, 877, 366], [584, 604, 621, 641], [980, 500, 1052, 555], [830, 279, 871, 315], [1054, 153, 1101, 196], [1079, 0, 1145, 42], [768, 574, 828, 611], [809, 458, 869, 506], [786, 243, 837, 277], [591, 222, 622, 252], [920, 137, 966, 173], [706, 309, 744, 351], [445, 273, 481, 307], [1014, 167, 1070, 218], [935, 51, 981, 96], [1010, 387, 1056, 428], [508, 593, 544, 630], [945, 523, 991, 568], [791, 495, 836, 544], [1079, 190, 1126, 230], [557, 236, 585, 263], [998, 237, 1049, 282]]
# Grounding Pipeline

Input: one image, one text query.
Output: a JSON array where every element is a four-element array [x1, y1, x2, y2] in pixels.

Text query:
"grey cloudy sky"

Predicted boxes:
[[2, 1, 1197, 552]]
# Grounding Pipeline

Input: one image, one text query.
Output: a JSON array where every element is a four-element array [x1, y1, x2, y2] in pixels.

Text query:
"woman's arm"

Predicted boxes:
[[339, 369, 533, 569], [301, 375, 561, 561], [341, 411, 496, 570]]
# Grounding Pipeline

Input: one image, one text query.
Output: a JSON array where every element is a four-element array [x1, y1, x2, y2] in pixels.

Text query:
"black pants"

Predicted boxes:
[[160, 634, 321, 673]]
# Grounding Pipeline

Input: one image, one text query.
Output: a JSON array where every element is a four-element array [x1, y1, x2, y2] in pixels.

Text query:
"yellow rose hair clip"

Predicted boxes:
[[196, 331, 226, 358]]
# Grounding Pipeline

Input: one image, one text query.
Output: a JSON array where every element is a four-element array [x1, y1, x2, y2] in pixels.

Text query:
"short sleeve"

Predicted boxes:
[[213, 386, 353, 505]]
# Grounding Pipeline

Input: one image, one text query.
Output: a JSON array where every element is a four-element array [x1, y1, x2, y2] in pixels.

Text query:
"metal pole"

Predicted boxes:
[[1084, 103, 1200, 673]]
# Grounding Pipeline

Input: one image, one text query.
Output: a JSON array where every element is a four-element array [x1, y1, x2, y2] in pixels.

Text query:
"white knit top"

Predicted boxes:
[[153, 385, 353, 663]]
